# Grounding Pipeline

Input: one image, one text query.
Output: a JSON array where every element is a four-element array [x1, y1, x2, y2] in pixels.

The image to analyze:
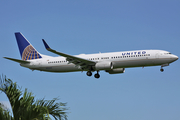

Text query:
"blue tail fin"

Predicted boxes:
[[15, 32, 42, 60]]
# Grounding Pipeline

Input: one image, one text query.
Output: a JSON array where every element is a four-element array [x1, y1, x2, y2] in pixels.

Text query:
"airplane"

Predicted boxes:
[[4, 32, 178, 78]]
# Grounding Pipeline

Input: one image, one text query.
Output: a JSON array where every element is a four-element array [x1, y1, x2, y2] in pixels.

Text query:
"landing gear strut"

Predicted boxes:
[[160, 63, 169, 72], [160, 66, 164, 72]]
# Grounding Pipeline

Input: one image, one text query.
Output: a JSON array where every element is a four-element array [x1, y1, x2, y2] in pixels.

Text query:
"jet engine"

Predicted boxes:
[[95, 61, 113, 70], [106, 68, 125, 74]]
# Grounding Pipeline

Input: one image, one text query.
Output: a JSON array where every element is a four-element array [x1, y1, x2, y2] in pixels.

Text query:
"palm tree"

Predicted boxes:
[[0, 75, 68, 120]]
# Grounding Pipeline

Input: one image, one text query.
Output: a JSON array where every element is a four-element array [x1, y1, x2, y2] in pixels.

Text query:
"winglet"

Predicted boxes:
[[42, 39, 51, 50]]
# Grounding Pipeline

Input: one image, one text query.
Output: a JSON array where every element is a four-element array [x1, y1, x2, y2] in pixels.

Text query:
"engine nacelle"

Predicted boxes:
[[106, 68, 125, 74], [95, 61, 113, 70]]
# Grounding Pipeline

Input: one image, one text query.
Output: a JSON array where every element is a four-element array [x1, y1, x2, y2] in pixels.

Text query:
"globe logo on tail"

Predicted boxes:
[[22, 45, 42, 60]]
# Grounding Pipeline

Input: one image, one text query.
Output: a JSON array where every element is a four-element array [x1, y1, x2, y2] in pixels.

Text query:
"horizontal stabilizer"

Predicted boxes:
[[4, 57, 30, 64]]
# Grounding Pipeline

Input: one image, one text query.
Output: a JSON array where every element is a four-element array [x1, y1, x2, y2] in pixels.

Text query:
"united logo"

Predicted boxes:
[[22, 45, 42, 60]]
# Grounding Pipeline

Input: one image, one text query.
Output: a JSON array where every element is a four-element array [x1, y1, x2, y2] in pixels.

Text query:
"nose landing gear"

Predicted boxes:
[[160, 68, 164, 72], [160, 63, 169, 72]]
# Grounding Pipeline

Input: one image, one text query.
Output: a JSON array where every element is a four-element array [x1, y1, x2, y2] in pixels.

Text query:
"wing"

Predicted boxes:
[[42, 39, 96, 70], [4, 57, 30, 64]]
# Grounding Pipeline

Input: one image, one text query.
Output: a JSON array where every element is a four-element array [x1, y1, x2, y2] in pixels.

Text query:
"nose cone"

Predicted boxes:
[[172, 55, 178, 61]]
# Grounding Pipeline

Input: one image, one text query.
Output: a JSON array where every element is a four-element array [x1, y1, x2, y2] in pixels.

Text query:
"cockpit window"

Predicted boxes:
[[164, 52, 171, 54]]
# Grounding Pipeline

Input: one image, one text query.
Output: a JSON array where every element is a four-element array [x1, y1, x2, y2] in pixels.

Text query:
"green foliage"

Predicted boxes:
[[0, 75, 68, 120]]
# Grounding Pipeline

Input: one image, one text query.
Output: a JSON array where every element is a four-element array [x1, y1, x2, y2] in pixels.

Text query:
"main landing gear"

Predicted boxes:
[[86, 71, 100, 79], [94, 72, 100, 79], [86, 71, 92, 76]]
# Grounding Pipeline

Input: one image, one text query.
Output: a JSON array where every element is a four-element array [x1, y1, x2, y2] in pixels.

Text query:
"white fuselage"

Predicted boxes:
[[21, 50, 178, 73]]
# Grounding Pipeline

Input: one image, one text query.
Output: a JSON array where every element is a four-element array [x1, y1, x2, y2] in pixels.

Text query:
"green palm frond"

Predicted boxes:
[[0, 75, 68, 120], [35, 98, 68, 120]]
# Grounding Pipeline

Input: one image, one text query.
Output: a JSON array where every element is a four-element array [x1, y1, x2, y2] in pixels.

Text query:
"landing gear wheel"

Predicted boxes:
[[160, 68, 164, 72], [94, 73, 100, 79], [86, 71, 92, 76]]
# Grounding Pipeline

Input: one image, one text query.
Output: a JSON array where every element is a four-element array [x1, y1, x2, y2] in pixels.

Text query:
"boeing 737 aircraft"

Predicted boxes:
[[4, 32, 178, 78]]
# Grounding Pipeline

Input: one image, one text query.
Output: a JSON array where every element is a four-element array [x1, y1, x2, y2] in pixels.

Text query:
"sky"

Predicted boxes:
[[0, 0, 180, 120]]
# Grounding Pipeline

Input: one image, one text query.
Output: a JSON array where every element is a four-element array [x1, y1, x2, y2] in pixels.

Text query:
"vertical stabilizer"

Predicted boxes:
[[15, 32, 42, 60]]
